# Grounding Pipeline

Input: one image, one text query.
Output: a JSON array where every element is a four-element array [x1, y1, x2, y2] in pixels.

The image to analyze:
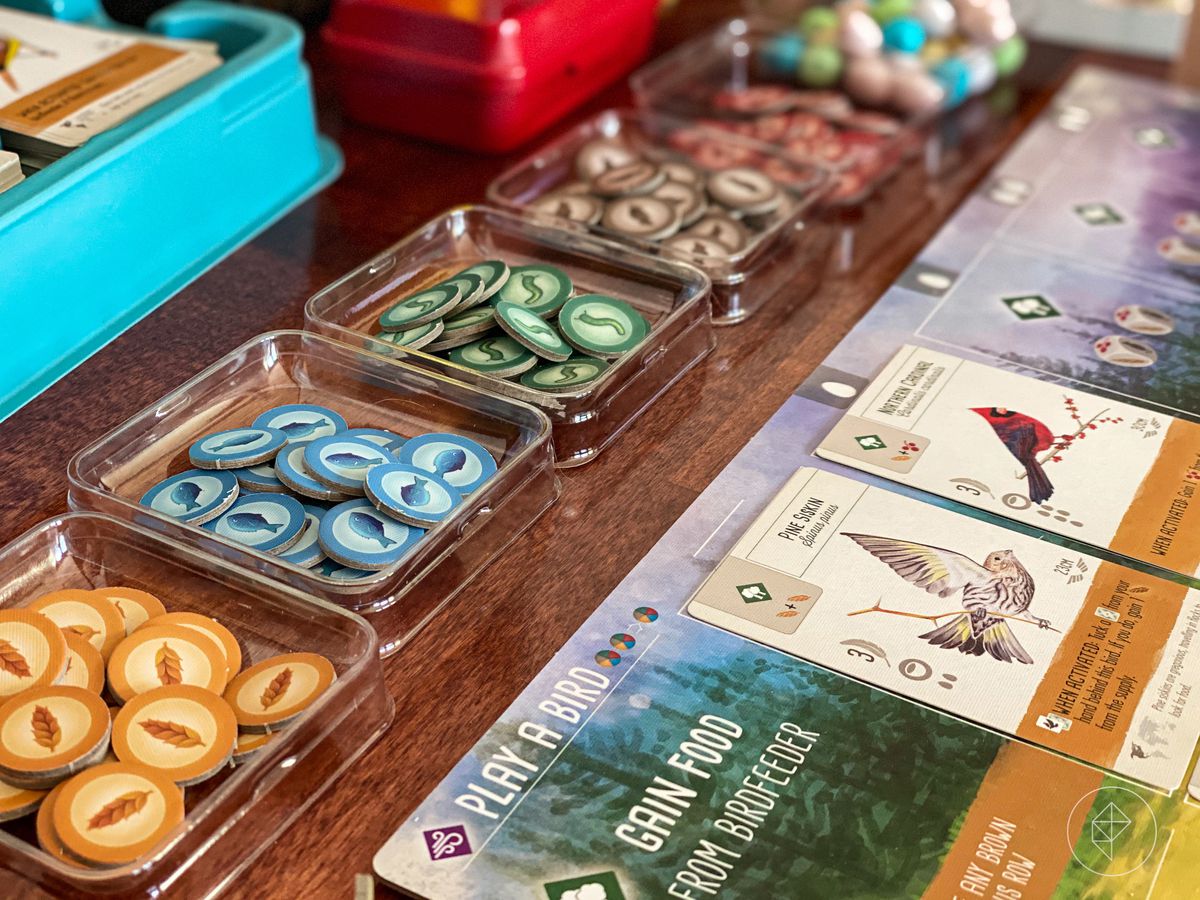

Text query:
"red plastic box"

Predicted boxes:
[[321, 0, 660, 152]]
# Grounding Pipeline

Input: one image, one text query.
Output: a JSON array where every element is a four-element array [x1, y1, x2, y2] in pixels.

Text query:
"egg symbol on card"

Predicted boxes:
[[1158, 236, 1200, 267], [1113, 304, 1174, 336], [1094, 335, 1157, 368]]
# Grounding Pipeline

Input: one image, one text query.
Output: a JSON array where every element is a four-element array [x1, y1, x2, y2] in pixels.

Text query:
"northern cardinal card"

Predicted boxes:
[[814, 344, 1200, 579], [687, 468, 1200, 791]]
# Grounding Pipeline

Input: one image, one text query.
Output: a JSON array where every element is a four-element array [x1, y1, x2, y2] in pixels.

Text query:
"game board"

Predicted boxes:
[[373, 67, 1200, 900]]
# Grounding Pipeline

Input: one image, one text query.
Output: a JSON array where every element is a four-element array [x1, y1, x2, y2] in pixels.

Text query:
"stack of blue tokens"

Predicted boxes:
[[139, 404, 499, 581]]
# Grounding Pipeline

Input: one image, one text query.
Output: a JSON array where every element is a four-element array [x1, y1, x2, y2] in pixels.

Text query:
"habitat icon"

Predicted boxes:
[[736, 583, 771, 604], [423, 825, 472, 861], [544, 871, 626, 900]]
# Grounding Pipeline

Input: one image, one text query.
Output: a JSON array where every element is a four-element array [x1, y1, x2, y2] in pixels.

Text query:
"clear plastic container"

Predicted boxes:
[[487, 109, 832, 325], [630, 19, 920, 207], [66, 331, 558, 657], [305, 206, 715, 466], [0, 512, 390, 898]]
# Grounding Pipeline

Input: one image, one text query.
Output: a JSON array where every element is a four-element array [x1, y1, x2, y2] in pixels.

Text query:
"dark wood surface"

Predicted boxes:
[[0, 3, 1169, 896]]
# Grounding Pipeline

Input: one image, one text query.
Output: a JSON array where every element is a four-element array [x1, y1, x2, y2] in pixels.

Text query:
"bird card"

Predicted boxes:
[[687, 467, 1200, 791], [815, 344, 1200, 580]]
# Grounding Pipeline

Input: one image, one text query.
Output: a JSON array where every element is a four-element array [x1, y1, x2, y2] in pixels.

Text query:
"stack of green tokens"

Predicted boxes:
[[373, 259, 651, 394]]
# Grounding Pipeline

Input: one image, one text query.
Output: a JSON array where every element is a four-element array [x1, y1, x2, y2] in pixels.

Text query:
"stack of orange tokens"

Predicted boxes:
[[0, 587, 337, 870]]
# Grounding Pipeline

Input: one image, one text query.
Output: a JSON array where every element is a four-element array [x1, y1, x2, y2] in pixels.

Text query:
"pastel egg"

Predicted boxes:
[[870, 0, 914, 25], [1093, 335, 1157, 368], [799, 6, 841, 43], [932, 56, 971, 107], [961, 46, 997, 95], [760, 32, 806, 78], [839, 7, 883, 56], [800, 43, 844, 87], [844, 55, 894, 106], [992, 34, 1027, 76], [882, 17, 927, 53], [913, 0, 957, 38], [891, 68, 945, 114]]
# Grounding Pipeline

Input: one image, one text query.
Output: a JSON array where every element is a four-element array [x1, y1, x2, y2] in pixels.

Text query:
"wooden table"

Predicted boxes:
[[0, 3, 1168, 896]]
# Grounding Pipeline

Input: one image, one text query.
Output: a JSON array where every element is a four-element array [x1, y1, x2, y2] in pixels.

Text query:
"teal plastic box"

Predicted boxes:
[[0, 0, 341, 422]]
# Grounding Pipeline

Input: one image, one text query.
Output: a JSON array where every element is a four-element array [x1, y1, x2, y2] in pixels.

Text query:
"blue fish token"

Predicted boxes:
[[252, 405, 347, 444], [397, 433, 497, 495], [274, 441, 356, 502], [208, 493, 307, 555], [232, 460, 288, 493], [140, 469, 239, 525], [278, 503, 329, 569], [366, 463, 462, 527], [318, 499, 425, 570], [189, 427, 288, 470], [314, 558, 377, 581], [342, 428, 404, 449], [303, 435, 394, 494]]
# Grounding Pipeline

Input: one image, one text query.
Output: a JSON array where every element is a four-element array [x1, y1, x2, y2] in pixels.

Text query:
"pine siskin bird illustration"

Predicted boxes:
[[970, 407, 1055, 503], [843, 533, 1051, 664]]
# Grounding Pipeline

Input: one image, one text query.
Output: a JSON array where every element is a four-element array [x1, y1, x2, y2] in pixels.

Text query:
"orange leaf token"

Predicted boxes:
[[0, 686, 110, 790], [223, 653, 335, 732], [0, 775, 47, 823], [0, 610, 67, 697], [106, 625, 227, 704], [111, 686, 236, 786], [145, 612, 242, 681], [231, 730, 276, 765], [52, 762, 184, 867], [27, 590, 124, 661], [91, 587, 166, 637], [59, 631, 106, 694], [36, 782, 87, 868]]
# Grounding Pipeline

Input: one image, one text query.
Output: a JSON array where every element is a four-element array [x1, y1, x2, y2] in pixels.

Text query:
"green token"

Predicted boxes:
[[494, 300, 572, 362], [557, 294, 650, 359], [519, 357, 610, 392], [459, 260, 510, 301], [373, 320, 443, 350], [448, 334, 537, 377], [423, 305, 497, 352], [379, 284, 460, 331], [494, 264, 572, 317], [440, 272, 486, 312]]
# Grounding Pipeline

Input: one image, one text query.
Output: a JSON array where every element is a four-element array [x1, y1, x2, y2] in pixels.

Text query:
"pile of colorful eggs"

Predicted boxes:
[[758, 0, 1027, 115]]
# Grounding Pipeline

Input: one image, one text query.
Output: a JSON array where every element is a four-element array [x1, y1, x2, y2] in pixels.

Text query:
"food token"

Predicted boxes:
[[0, 610, 68, 697], [188, 427, 288, 470], [232, 460, 288, 494], [459, 259, 510, 300], [591, 160, 665, 197], [29, 590, 125, 661], [601, 196, 681, 241], [37, 782, 84, 867], [440, 271, 487, 312], [373, 320, 444, 351], [651, 180, 707, 227], [223, 652, 336, 732], [366, 464, 462, 527], [317, 500, 424, 571], [685, 215, 749, 252], [0, 775, 46, 822], [140, 469, 239, 525], [231, 730, 275, 764], [207, 493, 307, 556], [660, 160, 703, 185], [398, 433, 498, 494], [494, 264, 573, 317], [342, 428, 403, 448], [519, 357, 611, 392], [314, 560, 377, 582], [574, 138, 638, 180], [494, 301, 573, 362], [531, 193, 604, 225], [251, 404, 346, 444], [96, 588, 168, 638], [303, 435, 395, 494], [378, 284, 460, 331], [147, 613, 242, 682], [274, 440, 356, 503], [707, 168, 782, 216], [557, 295, 651, 359], [430, 305, 497, 345], [106, 624, 228, 703], [662, 233, 735, 261], [0, 686, 111, 789], [60, 632, 105, 694], [277, 502, 328, 569], [447, 335, 537, 378], [111, 686, 237, 786], [53, 761, 184, 867]]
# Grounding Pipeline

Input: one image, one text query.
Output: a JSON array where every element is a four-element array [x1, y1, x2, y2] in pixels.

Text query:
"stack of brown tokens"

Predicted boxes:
[[0, 589, 337, 869]]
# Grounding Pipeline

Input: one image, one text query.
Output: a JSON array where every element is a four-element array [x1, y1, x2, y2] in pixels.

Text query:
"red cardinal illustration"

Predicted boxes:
[[970, 407, 1055, 503]]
